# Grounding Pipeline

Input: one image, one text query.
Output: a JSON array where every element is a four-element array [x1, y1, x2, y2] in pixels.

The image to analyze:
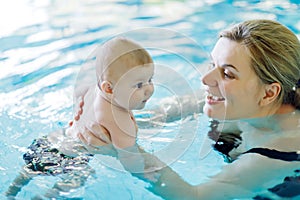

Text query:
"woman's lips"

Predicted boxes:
[[206, 94, 225, 105]]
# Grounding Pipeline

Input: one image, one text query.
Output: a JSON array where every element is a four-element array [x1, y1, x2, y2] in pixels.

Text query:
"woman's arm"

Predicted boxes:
[[134, 149, 300, 200], [117, 146, 241, 200], [134, 93, 205, 129], [73, 108, 279, 199]]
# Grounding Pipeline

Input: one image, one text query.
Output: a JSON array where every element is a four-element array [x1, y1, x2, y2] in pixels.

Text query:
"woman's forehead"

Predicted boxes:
[[211, 38, 251, 71]]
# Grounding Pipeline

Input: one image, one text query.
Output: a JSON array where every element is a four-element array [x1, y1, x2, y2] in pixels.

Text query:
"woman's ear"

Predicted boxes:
[[260, 82, 281, 106], [100, 81, 113, 94]]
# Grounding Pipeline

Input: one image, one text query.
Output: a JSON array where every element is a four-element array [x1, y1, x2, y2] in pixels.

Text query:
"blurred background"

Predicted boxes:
[[0, 0, 299, 199]]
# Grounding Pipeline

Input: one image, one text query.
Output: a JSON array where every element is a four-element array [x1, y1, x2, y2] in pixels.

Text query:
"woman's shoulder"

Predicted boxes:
[[270, 109, 299, 130], [264, 129, 300, 152]]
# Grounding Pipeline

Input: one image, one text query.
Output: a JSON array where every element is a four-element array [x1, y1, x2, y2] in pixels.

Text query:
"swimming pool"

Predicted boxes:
[[1, 0, 300, 199]]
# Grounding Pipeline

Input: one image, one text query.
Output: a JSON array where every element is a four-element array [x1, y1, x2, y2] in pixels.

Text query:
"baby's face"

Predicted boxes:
[[111, 64, 154, 110]]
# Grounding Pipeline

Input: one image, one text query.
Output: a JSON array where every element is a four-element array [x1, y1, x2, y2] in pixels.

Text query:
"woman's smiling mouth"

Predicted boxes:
[[206, 93, 225, 105]]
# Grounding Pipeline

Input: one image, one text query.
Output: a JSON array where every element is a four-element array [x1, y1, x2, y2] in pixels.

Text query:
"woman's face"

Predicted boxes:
[[202, 37, 266, 120]]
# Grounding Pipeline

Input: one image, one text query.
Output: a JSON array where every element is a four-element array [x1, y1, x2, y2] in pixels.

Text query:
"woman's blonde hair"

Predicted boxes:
[[220, 19, 300, 109]]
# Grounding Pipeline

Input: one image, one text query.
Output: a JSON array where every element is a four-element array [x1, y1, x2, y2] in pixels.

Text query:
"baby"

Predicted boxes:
[[65, 37, 154, 151], [6, 37, 154, 198]]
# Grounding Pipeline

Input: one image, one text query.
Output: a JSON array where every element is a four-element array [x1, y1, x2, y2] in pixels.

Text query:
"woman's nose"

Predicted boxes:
[[201, 68, 218, 87]]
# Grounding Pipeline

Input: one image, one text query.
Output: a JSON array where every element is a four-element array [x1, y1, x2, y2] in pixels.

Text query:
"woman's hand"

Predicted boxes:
[[71, 95, 112, 150], [77, 124, 113, 155], [78, 123, 112, 147], [69, 96, 84, 126]]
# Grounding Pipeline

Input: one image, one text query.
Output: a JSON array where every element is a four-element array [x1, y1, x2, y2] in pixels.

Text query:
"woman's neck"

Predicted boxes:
[[275, 104, 296, 114], [240, 104, 297, 132]]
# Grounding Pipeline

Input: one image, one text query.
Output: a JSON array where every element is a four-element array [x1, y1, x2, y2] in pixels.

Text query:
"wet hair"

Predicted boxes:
[[96, 37, 153, 83], [219, 19, 300, 110]]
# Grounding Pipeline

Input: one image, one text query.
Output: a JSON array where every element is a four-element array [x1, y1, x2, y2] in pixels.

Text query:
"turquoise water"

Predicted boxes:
[[1, 0, 300, 199]]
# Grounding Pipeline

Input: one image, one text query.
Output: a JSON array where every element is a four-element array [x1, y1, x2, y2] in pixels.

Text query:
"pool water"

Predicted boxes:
[[1, 0, 300, 199]]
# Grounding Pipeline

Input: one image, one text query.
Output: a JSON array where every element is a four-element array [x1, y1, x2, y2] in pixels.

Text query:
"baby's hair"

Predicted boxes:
[[95, 37, 153, 84]]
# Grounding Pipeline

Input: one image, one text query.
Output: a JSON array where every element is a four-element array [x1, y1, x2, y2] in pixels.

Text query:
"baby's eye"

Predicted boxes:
[[136, 82, 143, 88]]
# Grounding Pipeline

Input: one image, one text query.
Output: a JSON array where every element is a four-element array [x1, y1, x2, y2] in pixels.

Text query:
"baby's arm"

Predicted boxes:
[[95, 109, 137, 149]]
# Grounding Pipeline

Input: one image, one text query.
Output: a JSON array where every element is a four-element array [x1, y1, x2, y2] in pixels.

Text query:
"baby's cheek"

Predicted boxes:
[[131, 90, 144, 101]]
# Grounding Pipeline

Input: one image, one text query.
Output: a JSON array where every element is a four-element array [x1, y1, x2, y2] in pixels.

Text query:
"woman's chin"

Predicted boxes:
[[203, 105, 226, 120]]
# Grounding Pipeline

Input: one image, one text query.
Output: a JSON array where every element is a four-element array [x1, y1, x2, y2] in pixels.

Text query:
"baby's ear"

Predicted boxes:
[[100, 81, 113, 94]]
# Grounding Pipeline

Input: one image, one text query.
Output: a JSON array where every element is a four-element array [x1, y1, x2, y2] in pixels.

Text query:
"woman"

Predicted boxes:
[[75, 19, 300, 199]]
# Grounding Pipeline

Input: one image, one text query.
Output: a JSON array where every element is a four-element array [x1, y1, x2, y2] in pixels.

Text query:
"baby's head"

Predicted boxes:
[[96, 37, 154, 110]]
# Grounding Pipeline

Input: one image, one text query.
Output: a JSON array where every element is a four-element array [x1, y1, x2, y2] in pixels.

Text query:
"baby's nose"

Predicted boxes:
[[144, 84, 154, 97]]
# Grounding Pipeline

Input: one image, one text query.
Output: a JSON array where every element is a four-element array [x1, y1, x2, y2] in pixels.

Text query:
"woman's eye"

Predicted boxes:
[[136, 82, 143, 88], [208, 63, 215, 70], [224, 69, 235, 79], [148, 78, 153, 83]]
